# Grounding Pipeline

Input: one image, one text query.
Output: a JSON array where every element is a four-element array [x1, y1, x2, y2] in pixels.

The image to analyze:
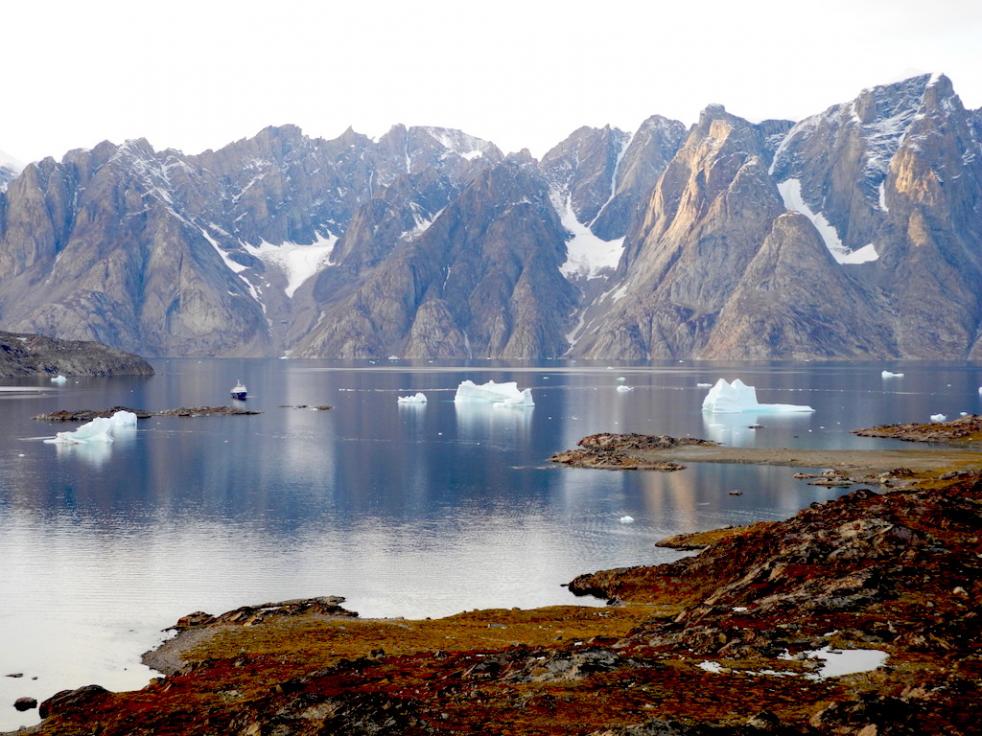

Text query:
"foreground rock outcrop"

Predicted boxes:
[[0, 331, 153, 378], [27, 467, 980, 735]]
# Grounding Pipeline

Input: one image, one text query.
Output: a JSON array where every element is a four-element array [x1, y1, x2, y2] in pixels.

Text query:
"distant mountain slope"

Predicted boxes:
[[0, 74, 979, 360]]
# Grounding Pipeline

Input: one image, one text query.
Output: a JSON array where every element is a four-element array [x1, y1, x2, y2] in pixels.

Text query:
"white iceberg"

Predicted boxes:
[[701, 379, 814, 414], [397, 392, 428, 405], [881, 370, 904, 378], [50, 374, 68, 385], [618, 515, 635, 524], [696, 382, 713, 389], [930, 413, 947, 423], [44, 410, 138, 445], [454, 379, 534, 408], [616, 385, 633, 393]]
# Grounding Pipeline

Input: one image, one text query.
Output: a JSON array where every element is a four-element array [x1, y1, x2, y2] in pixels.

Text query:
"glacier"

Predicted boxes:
[[702, 379, 814, 414], [454, 380, 534, 408], [44, 410, 138, 445]]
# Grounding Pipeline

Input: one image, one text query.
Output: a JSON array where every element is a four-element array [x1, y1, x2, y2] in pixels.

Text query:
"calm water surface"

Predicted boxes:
[[1, 359, 979, 730]]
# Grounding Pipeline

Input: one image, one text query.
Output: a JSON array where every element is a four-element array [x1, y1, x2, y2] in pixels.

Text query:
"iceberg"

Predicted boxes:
[[618, 515, 634, 524], [616, 385, 633, 393], [930, 413, 947, 423], [44, 410, 138, 445], [696, 382, 713, 389], [881, 370, 904, 378], [50, 374, 68, 385], [397, 392, 428, 405], [454, 379, 534, 408], [701, 379, 814, 414]]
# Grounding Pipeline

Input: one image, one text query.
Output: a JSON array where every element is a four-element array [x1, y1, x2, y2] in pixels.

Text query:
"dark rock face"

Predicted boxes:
[[38, 684, 109, 719], [0, 331, 154, 378], [1, 74, 979, 360], [293, 161, 577, 359], [13, 696, 37, 712]]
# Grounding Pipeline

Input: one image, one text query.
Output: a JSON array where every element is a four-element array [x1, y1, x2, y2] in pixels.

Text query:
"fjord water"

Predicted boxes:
[[1, 360, 980, 730]]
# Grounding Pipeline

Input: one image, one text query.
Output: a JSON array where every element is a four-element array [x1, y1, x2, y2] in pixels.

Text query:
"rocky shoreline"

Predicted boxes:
[[853, 414, 982, 445], [0, 332, 153, 378], [16, 456, 980, 735], [550, 432, 981, 489], [550, 433, 716, 471], [33, 406, 262, 421]]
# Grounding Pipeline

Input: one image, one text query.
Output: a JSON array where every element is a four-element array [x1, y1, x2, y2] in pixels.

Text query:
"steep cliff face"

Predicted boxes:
[[590, 115, 687, 240], [702, 213, 895, 359], [293, 160, 576, 358], [575, 106, 784, 359], [873, 76, 982, 357]]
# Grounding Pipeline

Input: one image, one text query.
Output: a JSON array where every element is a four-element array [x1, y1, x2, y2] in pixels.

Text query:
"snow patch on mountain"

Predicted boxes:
[[776, 179, 878, 264], [422, 127, 493, 160], [243, 233, 338, 298], [551, 191, 624, 280]]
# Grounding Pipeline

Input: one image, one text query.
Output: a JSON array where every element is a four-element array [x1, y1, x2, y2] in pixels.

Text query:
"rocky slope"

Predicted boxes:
[[1, 74, 979, 359], [0, 331, 153, 377]]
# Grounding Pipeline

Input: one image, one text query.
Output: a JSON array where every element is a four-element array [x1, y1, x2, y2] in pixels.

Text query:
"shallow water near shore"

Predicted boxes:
[[1, 359, 979, 730]]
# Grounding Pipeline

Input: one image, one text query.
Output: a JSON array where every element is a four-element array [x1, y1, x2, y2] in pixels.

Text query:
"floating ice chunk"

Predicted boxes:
[[930, 413, 947, 423], [454, 380, 534, 408], [616, 385, 633, 393], [387, 355, 399, 361], [696, 382, 713, 389], [50, 374, 68, 385], [618, 515, 634, 524], [881, 370, 904, 378], [397, 392, 428, 405], [701, 379, 814, 414], [44, 410, 138, 445], [960, 411, 968, 416], [616, 376, 626, 382]]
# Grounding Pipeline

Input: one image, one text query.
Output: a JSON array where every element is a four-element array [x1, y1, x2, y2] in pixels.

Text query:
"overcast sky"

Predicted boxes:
[[3, 0, 981, 165]]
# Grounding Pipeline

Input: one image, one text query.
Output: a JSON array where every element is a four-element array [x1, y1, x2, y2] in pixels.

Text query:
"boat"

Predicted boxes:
[[230, 380, 248, 400]]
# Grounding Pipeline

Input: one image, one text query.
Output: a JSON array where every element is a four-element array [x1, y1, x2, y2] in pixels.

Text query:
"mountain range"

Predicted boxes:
[[1, 73, 980, 360]]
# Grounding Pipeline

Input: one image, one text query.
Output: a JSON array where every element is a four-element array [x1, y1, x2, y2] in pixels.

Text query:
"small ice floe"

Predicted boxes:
[[618, 515, 634, 524], [961, 411, 969, 417], [397, 392, 427, 405], [387, 355, 399, 361], [44, 410, 137, 445], [787, 646, 889, 680], [696, 382, 713, 389], [880, 370, 904, 378], [454, 379, 533, 408], [930, 413, 947, 423], [50, 374, 68, 385], [616, 385, 633, 393], [702, 379, 814, 414], [616, 376, 626, 382]]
